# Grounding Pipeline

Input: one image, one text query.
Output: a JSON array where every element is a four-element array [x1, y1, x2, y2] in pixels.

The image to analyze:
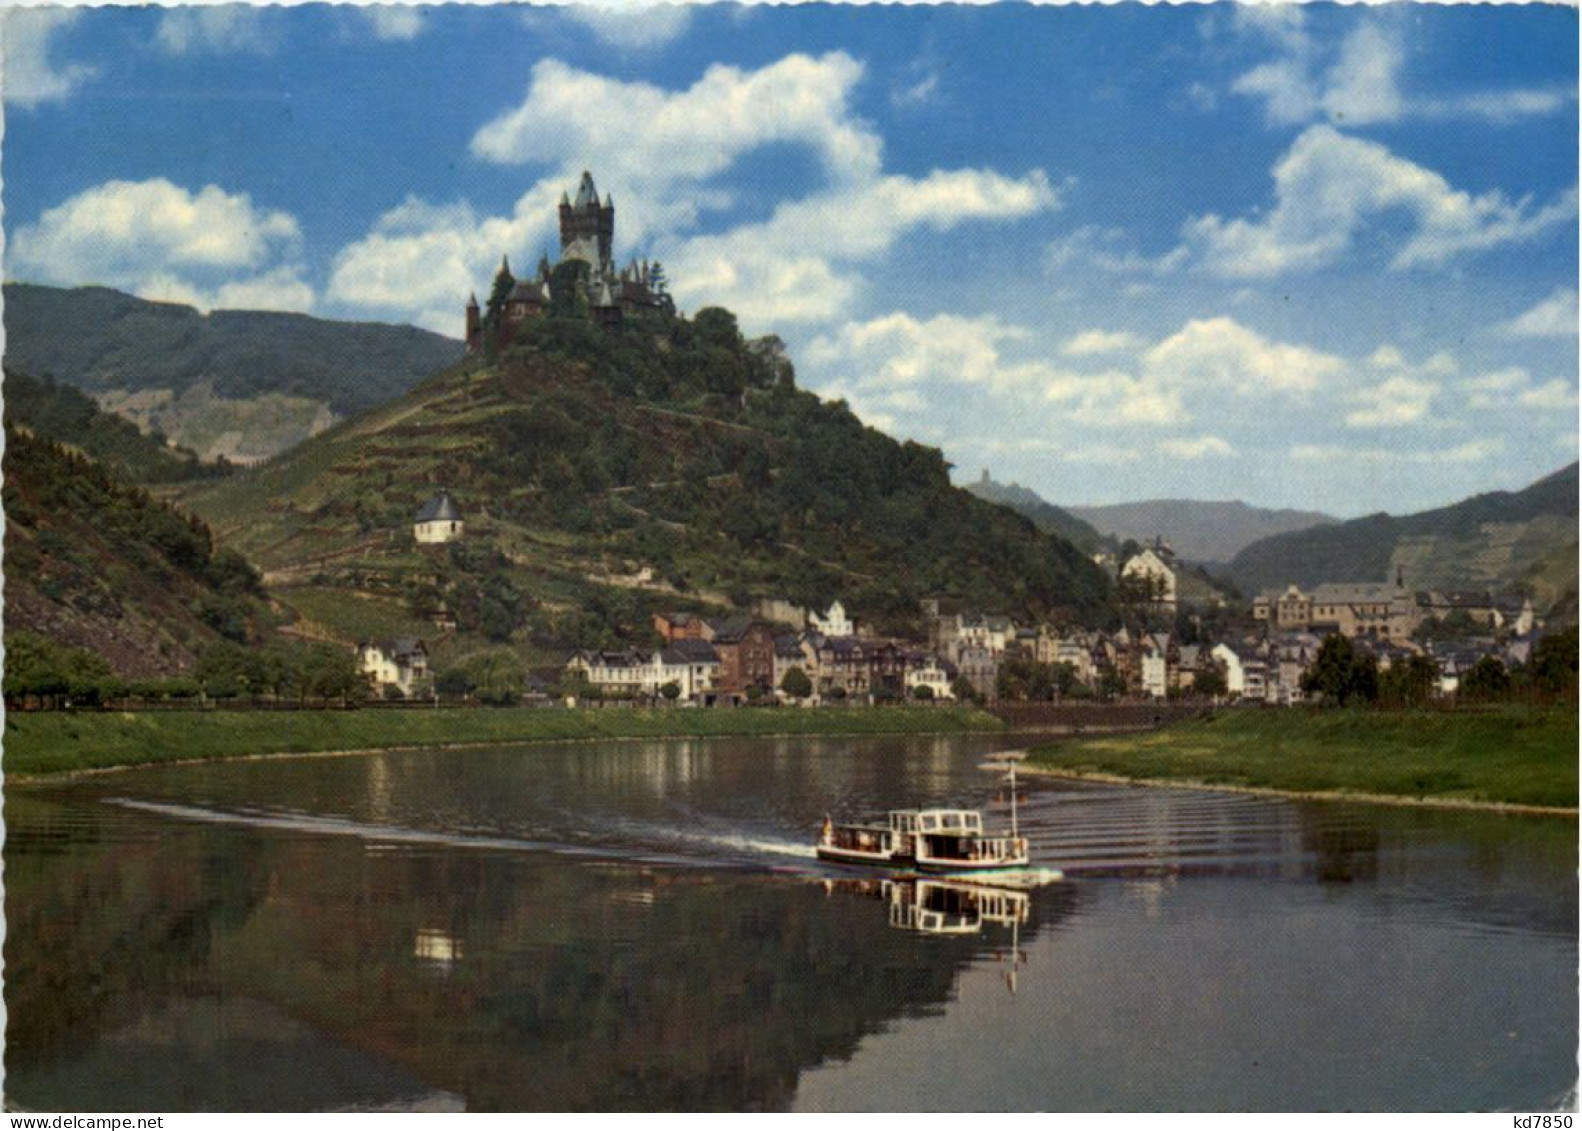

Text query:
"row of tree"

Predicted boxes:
[[1299, 628, 1578, 707]]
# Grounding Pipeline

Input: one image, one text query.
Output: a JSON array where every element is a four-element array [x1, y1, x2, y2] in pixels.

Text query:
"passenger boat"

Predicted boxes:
[[816, 752, 1031, 873]]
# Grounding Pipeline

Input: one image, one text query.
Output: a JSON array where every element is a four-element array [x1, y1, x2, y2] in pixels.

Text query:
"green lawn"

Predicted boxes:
[[5, 705, 1005, 777], [1026, 706, 1578, 809]]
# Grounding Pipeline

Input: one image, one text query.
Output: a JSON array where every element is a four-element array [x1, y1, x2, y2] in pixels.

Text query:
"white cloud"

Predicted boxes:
[[471, 54, 880, 189], [1060, 329, 1142, 357], [1518, 380, 1580, 411], [2, 8, 95, 108], [1181, 126, 1577, 277], [563, 5, 692, 52], [363, 7, 426, 42], [155, 8, 276, 56], [664, 167, 1055, 324], [806, 313, 1039, 393], [1234, 18, 1571, 127], [1345, 375, 1437, 428], [334, 54, 1055, 331], [1160, 435, 1237, 460], [13, 178, 312, 313], [1142, 316, 1344, 394], [1290, 439, 1505, 465], [1504, 288, 1579, 339]]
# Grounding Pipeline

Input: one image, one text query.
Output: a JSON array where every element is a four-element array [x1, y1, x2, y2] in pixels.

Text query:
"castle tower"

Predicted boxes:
[[558, 170, 615, 270], [464, 292, 480, 350]]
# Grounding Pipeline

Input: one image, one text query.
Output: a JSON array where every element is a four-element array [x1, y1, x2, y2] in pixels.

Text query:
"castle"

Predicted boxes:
[[465, 171, 672, 353]]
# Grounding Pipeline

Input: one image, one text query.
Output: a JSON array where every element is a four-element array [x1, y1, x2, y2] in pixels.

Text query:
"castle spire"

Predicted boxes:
[[467, 292, 479, 309], [497, 254, 512, 279]]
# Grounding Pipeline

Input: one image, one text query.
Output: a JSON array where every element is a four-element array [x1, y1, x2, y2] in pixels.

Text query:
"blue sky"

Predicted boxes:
[[4, 2, 1577, 515]]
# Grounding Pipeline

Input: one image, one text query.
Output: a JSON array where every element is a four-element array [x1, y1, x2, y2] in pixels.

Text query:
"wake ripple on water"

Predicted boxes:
[[104, 797, 821, 872]]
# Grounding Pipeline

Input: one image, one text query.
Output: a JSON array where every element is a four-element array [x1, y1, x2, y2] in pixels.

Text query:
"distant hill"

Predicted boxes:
[[1066, 499, 1337, 563], [2, 283, 463, 462], [3, 367, 227, 484], [1223, 463, 1579, 615], [3, 427, 269, 678], [180, 307, 1116, 659], [961, 473, 1109, 553]]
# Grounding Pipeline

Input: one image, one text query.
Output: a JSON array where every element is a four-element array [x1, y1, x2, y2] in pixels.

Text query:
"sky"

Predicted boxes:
[[3, 1, 1577, 516]]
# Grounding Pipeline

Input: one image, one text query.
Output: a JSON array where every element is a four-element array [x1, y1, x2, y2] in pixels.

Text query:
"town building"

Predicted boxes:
[[709, 619, 776, 695], [414, 491, 464, 544], [808, 600, 853, 637], [359, 638, 430, 697], [1121, 541, 1178, 612]]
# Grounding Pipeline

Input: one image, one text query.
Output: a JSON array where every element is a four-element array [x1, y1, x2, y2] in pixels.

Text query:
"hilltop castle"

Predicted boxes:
[[465, 171, 673, 353]]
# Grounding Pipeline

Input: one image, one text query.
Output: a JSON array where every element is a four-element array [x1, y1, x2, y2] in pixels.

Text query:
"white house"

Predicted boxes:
[[808, 600, 853, 637], [1140, 652, 1168, 699], [1211, 643, 1246, 697], [414, 490, 464, 544], [359, 637, 430, 697], [905, 656, 957, 700], [1121, 545, 1178, 611]]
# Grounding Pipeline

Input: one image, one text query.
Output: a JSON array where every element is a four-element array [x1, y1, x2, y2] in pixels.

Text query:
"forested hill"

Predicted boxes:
[[181, 305, 1117, 657], [3, 426, 271, 678], [1066, 499, 1336, 564], [961, 474, 1109, 554], [4, 283, 463, 414], [3, 367, 225, 484], [1223, 463, 1579, 613]]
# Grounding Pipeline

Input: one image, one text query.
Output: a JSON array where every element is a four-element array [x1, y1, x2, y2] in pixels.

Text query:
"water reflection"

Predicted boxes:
[[5, 733, 1576, 1111]]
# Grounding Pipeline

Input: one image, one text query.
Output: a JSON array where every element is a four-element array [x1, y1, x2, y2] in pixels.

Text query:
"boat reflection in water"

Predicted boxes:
[[824, 876, 1033, 993]]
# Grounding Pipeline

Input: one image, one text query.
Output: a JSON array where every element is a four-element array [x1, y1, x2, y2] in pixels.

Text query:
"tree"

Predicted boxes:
[[436, 667, 475, 699], [549, 260, 590, 318], [1530, 627, 1579, 699], [660, 681, 682, 701], [1194, 662, 1229, 700], [779, 666, 812, 701], [1379, 654, 1439, 707], [949, 675, 978, 703], [1459, 655, 1512, 701], [1300, 635, 1378, 706], [912, 683, 935, 701]]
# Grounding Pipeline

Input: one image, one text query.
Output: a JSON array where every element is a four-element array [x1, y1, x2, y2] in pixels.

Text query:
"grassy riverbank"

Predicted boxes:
[[4, 705, 1006, 777], [1026, 706, 1578, 810]]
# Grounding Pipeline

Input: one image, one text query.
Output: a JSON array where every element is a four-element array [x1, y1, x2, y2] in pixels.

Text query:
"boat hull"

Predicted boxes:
[[816, 845, 914, 867]]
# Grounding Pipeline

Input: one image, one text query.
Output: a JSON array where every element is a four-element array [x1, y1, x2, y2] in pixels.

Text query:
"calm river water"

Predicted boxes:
[[5, 733, 1576, 1111]]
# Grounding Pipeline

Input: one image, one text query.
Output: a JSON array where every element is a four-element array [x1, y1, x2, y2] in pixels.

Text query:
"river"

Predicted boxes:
[[4, 733, 1575, 1111]]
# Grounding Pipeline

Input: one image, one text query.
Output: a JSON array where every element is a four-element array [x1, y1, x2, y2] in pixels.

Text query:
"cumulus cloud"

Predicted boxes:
[[1234, 16, 1571, 127], [155, 8, 276, 56], [1460, 366, 1578, 413], [3, 8, 95, 108], [1060, 329, 1143, 357], [1181, 126, 1577, 277], [1503, 288, 1579, 339], [332, 53, 1057, 331], [563, 5, 692, 52], [1142, 316, 1344, 394], [1345, 375, 1437, 428], [12, 178, 312, 313], [362, 7, 426, 42]]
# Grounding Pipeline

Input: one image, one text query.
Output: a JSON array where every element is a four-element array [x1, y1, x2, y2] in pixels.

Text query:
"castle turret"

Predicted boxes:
[[559, 170, 615, 270], [465, 292, 480, 350]]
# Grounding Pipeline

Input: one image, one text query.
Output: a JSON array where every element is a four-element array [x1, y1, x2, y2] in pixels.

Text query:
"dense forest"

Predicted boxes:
[[2, 426, 274, 685]]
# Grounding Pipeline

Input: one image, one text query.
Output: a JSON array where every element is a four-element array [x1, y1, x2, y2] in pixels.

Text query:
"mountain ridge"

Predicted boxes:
[[1223, 463, 1579, 615], [2, 282, 464, 463]]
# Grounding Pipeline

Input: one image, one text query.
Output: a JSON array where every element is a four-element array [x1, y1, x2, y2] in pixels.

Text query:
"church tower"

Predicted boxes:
[[558, 170, 615, 270]]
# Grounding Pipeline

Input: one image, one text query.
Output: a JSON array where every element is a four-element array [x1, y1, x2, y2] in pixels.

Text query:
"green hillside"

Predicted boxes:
[[961, 472, 1110, 553], [1223, 463, 1579, 614], [3, 427, 271, 678], [3, 367, 227, 484], [3, 283, 463, 461], [180, 306, 1116, 659]]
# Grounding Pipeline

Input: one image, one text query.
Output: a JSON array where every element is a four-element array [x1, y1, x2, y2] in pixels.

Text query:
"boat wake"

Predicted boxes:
[[105, 797, 821, 871]]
